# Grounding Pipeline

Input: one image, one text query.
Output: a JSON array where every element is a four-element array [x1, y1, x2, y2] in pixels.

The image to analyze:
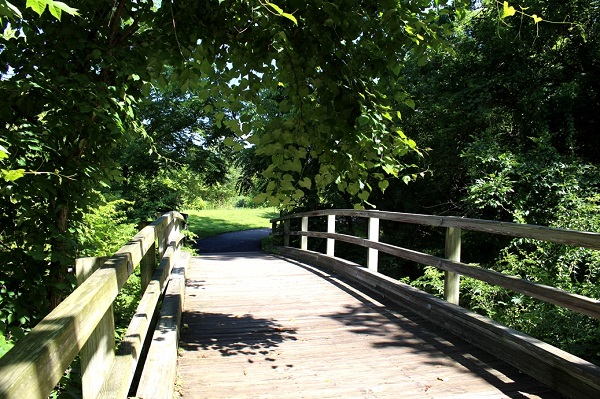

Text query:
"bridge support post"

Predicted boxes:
[[327, 214, 335, 256], [138, 221, 157, 292], [444, 227, 461, 305], [368, 217, 379, 272], [301, 216, 308, 250], [75, 257, 115, 399]]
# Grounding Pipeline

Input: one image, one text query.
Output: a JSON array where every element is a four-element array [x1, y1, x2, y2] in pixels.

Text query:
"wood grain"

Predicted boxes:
[[178, 253, 560, 399]]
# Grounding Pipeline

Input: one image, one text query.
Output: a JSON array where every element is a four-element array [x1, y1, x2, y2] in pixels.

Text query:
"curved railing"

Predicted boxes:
[[271, 209, 600, 399], [0, 211, 188, 399]]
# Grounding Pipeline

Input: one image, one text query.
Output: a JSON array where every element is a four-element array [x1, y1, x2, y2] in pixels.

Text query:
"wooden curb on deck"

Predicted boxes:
[[136, 252, 190, 399]]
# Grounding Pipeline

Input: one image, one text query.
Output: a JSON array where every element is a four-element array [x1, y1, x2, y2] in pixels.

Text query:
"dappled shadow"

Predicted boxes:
[[280, 258, 562, 399], [179, 311, 297, 358]]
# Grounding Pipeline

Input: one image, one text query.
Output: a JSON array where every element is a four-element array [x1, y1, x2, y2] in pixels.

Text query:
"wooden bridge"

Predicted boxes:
[[1, 210, 600, 398]]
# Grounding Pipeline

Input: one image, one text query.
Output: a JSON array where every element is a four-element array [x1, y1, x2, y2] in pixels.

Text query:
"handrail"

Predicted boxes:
[[0, 211, 187, 399], [270, 209, 600, 399], [274, 209, 600, 249]]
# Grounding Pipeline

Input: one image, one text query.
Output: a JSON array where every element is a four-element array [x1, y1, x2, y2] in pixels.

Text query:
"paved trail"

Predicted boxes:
[[193, 228, 271, 253]]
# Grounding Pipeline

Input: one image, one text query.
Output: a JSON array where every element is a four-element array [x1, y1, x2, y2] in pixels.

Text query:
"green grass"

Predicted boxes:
[[184, 208, 280, 239]]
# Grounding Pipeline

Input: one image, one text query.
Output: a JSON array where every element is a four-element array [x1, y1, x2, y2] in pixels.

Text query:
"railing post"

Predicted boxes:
[[327, 214, 335, 256], [444, 227, 461, 305], [368, 217, 379, 272], [138, 221, 156, 292], [75, 257, 115, 399], [284, 219, 290, 247], [301, 216, 308, 250]]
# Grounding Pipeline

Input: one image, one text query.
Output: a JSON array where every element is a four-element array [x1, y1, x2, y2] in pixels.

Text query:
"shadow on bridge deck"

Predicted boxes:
[[177, 253, 562, 399]]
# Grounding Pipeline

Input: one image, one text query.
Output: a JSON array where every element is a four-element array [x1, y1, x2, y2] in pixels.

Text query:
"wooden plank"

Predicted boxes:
[[0, 212, 182, 399], [273, 209, 600, 250], [75, 257, 114, 399], [300, 216, 308, 250], [76, 257, 109, 286], [367, 217, 379, 271], [280, 246, 600, 399], [136, 252, 190, 399], [326, 214, 335, 256], [296, 230, 600, 320], [178, 253, 560, 399], [97, 245, 178, 399], [444, 227, 461, 305]]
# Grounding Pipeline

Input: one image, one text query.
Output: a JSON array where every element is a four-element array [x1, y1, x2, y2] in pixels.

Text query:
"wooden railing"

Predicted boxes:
[[271, 209, 600, 399], [0, 211, 189, 399]]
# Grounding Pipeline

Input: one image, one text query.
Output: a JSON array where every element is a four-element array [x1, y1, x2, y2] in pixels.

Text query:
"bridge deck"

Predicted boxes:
[[177, 253, 560, 399]]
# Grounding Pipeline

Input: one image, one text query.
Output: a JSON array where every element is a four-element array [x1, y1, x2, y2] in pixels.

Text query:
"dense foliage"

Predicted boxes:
[[1, 0, 598, 375], [0, 0, 469, 358], [368, 0, 600, 363]]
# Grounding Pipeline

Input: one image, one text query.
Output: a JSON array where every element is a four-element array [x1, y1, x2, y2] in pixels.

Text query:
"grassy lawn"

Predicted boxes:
[[184, 208, 280, 239]]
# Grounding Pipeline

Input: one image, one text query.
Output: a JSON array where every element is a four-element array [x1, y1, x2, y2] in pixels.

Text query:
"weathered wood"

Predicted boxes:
[[76, 257, 109, 286], [178, 253, 560, 399], [96, 237, 185, 399], [272, 209, 600, 249], [300, 216, 308, 250], [138, 221, 157, 292], [444, 227, 461, 305], [293, 229, 600, 320], [0, 212, 184, 399], [76, 257, 114, 399], [280, 246, 600, 399], [368, 217, 379, 271], [283, 219, 290, 247], [136, 252, 189, 399], [326, 214, 335, 256]]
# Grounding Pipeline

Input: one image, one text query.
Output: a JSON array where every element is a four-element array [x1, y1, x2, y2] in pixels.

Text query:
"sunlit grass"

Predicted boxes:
[[183, 208, 280, 239]]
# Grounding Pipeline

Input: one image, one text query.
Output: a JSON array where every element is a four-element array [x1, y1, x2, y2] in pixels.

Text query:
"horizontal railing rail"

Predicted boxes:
[[271, 209, 600, 399], [0, 211, 189, 399]]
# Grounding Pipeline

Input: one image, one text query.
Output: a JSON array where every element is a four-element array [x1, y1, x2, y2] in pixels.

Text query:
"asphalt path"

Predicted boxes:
[[193, 228, 271, 253]]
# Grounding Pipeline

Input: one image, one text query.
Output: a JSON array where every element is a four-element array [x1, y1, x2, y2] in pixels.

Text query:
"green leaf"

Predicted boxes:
[[49, 0, 78, 16], [357, 190, 370, 201], [2, 168, 26, 181], [281, 12, 298, 26], [3, 1, 23, 19], [47, 2, 61, 20], [253, 193, 268, 204], [265, 2, 283, 14], [298, 177, 312, 189], [292, 189, 304, 200], [357, 115, 370, 127], [26, 0, 46, 16], [502, 1, 516, 19], [265, 2, 298, 26], [378, 179, 389, 192]]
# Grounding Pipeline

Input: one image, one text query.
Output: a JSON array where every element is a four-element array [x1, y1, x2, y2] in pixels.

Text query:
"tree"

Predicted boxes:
[[0, 0, 469, 347]]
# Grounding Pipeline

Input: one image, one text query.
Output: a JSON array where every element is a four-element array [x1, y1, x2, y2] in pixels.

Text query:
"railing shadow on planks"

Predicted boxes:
[[0, 211, 189, 399], [271, 209, 600, 399]]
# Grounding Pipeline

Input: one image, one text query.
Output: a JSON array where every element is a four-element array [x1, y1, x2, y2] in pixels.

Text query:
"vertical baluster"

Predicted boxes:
[[138, 221, 156, 292], [368, 217, 379, 271], [327, 214, 336, 256], [301, 216, 308, 250], [444, 227, 461, 305]]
